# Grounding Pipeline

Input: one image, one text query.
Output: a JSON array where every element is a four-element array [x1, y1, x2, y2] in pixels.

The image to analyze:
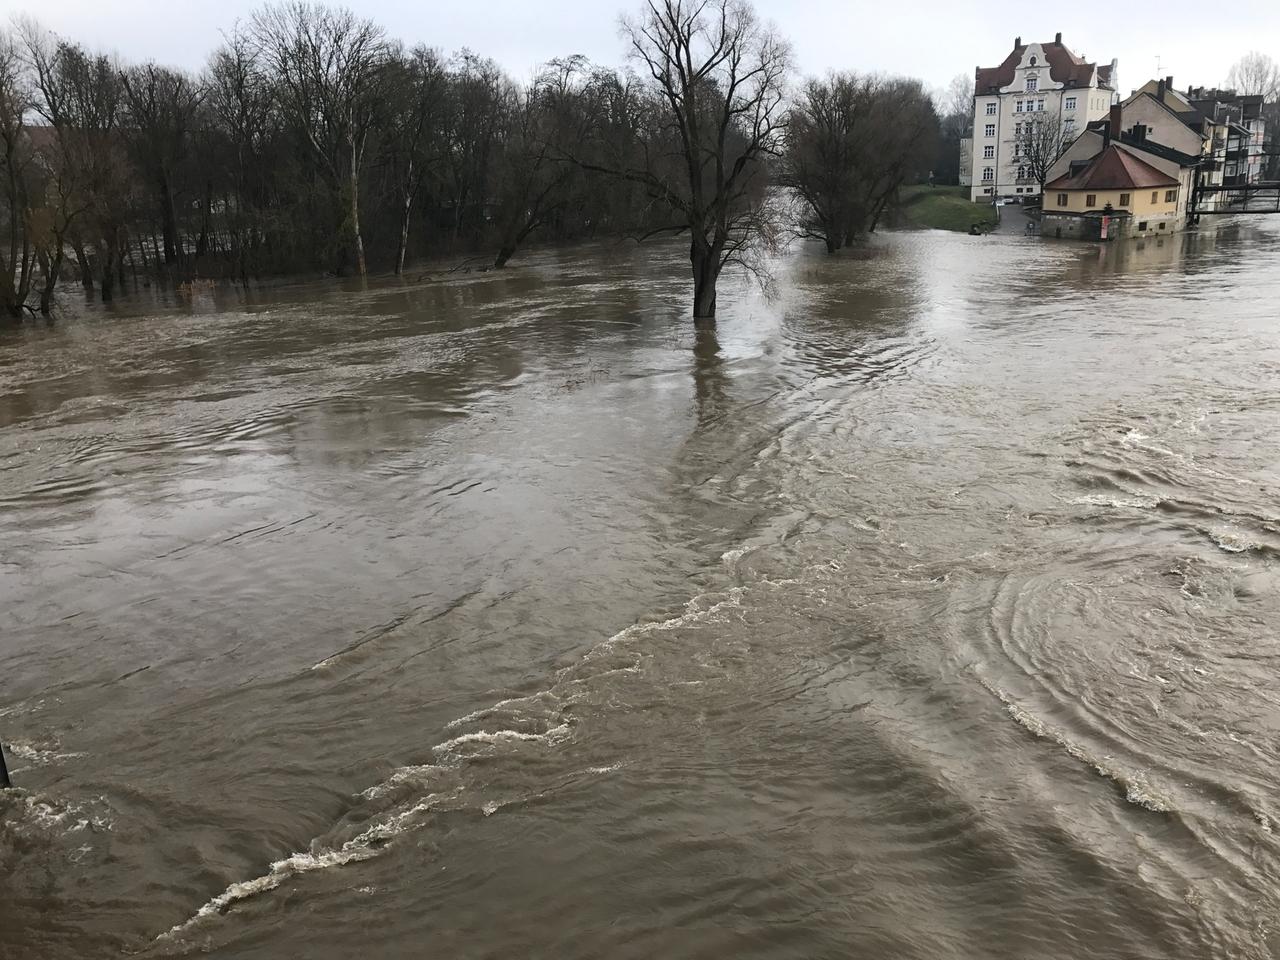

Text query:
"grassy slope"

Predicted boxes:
[[895, 184, 997, 233]]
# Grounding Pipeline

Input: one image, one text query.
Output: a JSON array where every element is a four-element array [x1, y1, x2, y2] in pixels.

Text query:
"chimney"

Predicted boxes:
[[1055, 32, 1062, 44], [1166, 75, 1174, 91], [1109, 103, 1122, 144], [1157, 78, 1166, 99], [1015, 36, 1022, 47]]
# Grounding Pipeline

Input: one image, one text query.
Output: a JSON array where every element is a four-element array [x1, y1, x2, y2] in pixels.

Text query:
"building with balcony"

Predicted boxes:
[[967, 33, 1118, 202], [1185, 87, 1267, 186]]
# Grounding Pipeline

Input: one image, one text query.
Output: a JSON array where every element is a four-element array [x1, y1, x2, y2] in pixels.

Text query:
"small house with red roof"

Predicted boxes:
[[1040, 104, 1200, 240]]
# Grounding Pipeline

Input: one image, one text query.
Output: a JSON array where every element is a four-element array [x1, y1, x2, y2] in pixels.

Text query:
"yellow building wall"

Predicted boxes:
[[1043, 186, 1180, 216]]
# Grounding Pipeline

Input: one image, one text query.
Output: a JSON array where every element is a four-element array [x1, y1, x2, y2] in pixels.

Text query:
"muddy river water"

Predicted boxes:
[[3, 220, 1280, 958]]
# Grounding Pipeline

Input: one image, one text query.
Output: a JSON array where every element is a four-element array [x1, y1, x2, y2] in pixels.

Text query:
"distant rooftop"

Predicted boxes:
[[975, 34, 1114, 96], [1045, 145, 1179, 192]]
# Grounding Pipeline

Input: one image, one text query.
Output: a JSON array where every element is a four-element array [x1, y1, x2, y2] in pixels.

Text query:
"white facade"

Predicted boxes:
[[969, 40, 1118, 202]]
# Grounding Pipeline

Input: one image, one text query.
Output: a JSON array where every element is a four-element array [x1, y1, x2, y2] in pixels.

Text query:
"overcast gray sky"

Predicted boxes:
[[9, 0, 1279, 97]]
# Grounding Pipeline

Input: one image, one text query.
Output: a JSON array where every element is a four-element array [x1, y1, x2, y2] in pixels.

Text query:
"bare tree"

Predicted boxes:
[[489, 61, 584, 269], [252, 1, 389, 276], [205, 25, 276, 280], [1018, 108, 1071, 192], [381, 45, 446, 274], [122, 63, 201, 266], [0, 29, 36, 318], [938, 72, 973, 128], [22, 23, 133, 301], [781, 73, 875, 252], [1226, 52, 1280, 100], [579, 0, 791, 324], [438, 51, 507, 246]]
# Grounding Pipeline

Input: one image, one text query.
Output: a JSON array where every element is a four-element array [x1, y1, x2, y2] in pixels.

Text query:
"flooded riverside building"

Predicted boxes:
[[968, 33, 1118, 202], [1041, 103, 1199, 240]]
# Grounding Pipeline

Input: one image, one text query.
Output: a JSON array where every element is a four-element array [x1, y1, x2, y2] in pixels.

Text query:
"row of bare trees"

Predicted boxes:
[[2, 0, 946, 325]]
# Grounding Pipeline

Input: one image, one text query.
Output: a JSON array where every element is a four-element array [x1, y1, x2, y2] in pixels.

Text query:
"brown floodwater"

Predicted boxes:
[[3, 221, 1280, 959]]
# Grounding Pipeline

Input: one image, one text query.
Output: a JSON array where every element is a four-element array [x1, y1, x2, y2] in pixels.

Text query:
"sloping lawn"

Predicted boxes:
[[896, 184, 997, 233]]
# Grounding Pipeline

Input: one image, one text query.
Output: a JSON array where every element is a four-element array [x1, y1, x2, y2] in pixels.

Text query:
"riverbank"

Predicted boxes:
[[895, 184, 997, 233]]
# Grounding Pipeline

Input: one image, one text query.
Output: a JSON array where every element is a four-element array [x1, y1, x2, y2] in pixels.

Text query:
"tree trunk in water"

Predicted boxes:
[[395, 193, 412, 276], [350, 171, 366, 278], [74, 242, 93, 291], [494, 244, 516, 269], [196, 180, 213, 258], [160, 178, 178, 265], [100, 241, 116, 303], [38, 248, 63, 315], [690, 241, 719, 324]]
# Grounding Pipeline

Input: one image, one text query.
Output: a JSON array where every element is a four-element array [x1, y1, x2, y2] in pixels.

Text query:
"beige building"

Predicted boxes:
[[1041, 104, 1199, 240], [968, 33, 1118, 202]]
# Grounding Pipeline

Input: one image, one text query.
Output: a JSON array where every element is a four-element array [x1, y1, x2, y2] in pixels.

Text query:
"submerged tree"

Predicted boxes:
[[121, 63, 201, 267], [0, 29, 36, 318], [575, 0, 791, 324], [782, 73, 937, 252], [252, 1, 390, 276], [380, 45, 446, 274]]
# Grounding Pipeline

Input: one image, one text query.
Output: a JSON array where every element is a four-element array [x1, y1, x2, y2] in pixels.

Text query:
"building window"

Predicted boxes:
[[1026, 76, 1038, 92], [1057, 193, 1068, 206], [1017, 165, 1026, 179], [985, 123, 995, 137], [1016, 100, 1024, 113], [982, 167, 994, 181], [1037, 98, 1045, 112], [1165, 189, 1177, 202], [1119, 193, 1130, 205], [1158, 222, 1167, 230], [1151, 191, 1158, 203], [985, 101, 997, 116], [1064, 96, 1077, 110], [1015, 122, 1022, 137], [1029, 55, 1038, 66], [1086, 194, 1097, 206], [1138, 221, 1148, 231], [983, 145, 994, 159]]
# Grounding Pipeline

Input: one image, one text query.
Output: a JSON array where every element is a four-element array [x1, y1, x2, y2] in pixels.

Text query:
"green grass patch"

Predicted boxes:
[[895, 184, 997, 233]]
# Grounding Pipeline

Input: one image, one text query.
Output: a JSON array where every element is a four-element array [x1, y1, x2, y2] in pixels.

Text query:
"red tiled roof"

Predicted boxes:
[[975, 39, 1101, 95], [1044, 145, 1179, 191]]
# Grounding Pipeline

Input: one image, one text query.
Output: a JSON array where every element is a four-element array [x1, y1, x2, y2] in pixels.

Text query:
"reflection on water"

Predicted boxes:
[[2, 220, 1280, 959]]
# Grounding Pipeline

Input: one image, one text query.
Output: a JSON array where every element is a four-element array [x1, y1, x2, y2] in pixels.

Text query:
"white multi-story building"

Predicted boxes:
[[968, 33, 1118, 201]]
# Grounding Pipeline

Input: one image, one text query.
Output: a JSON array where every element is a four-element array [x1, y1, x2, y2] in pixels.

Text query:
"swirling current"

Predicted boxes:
[[2, 220, 1280, 959]]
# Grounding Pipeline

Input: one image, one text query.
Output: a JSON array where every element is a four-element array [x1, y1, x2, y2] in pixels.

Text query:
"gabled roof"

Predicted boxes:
[[1045, 145, 1180, 191], [975, 38, 1105, 95]]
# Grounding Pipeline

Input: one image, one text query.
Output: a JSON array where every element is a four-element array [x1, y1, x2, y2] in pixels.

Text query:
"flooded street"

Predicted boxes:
[[3, 221, 1280, 959]]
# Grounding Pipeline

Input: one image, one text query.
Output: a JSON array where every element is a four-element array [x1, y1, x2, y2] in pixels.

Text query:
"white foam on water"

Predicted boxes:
[[160, 790, 456, 942], [445, 694, 552, 730], [998, 692, 1173, 813], [360, 763, 445, 800], [163, 585, 742, 941], [8, 794, 113, 836], [6, 741, 85, 765], [1068, 493, 1162, 510], [432, 722, 572, 756], [1207, 529, 1255, 554]]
